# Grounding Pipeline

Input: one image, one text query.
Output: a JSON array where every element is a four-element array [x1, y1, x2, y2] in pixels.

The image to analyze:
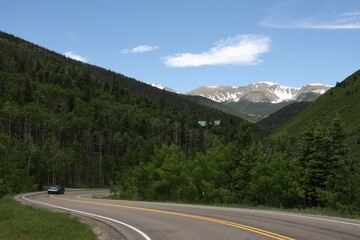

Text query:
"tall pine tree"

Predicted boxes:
[[299, 118, 349, 208]]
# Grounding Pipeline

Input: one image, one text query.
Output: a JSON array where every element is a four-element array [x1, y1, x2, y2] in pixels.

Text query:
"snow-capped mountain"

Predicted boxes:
[[187, 82, 332, 103], [148, 81, 332, 122], [148, 83, 177, 93]]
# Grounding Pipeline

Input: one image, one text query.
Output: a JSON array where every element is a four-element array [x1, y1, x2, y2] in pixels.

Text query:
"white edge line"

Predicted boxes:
[[22, 192, 152, 240], [239, 208, 360, 227], [269, 211, 360, 227]]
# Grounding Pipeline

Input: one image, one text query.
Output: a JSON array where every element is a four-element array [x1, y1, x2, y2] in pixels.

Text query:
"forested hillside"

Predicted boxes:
[[256, 102, 311, 132], [0, 31, 244, 192], [273, 70, 360, 159], [0, 31, 359, 213]]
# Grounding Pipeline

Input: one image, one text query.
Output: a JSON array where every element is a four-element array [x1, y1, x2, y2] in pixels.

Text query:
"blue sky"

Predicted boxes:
[[1, 0, 360, 93]]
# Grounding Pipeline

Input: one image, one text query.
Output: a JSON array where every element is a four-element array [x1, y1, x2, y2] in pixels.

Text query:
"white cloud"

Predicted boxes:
[[64, 51, 87, 62], [121, 45, 159, 54], [261, 11, 360, 30], [163, 35, 271, 68]]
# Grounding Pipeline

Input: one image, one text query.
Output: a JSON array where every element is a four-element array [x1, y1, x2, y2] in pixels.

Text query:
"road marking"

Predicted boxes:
[[252, 210, 360, 228], [21, 192, 152, 240], [50, 194, 294, 240]]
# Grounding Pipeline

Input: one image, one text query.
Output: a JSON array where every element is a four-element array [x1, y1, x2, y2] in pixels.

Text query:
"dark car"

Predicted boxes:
[[47, 185, 65, 194]]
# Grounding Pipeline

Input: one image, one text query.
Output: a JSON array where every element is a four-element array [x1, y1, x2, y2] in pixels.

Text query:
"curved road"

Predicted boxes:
[[17, 189, 360, 240]]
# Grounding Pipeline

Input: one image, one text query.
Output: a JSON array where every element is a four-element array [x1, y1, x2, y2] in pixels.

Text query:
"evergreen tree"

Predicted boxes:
[[299, 118, 349, 208], [230, 125, 257, 204], [318, 117, 351, 210]]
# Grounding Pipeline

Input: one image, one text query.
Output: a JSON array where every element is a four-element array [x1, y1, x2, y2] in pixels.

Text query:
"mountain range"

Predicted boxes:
[[187, 82, 331, 103], [151, 82, 332, 122]]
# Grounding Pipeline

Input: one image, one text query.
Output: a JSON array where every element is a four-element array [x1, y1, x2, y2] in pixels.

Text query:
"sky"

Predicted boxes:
[[1, 0, 360, 93]]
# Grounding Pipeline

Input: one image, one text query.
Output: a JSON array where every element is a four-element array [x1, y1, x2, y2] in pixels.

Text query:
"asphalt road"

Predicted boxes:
[[17, 189, 360, 240]]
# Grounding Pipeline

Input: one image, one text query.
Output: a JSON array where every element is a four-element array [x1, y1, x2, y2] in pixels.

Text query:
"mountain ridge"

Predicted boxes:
[[187, 82, 332, 103], [149, 82, 331, 122]]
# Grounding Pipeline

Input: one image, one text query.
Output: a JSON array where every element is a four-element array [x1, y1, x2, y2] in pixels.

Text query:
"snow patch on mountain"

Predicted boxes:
[[150, 83, 165, 90], [148, 83, 177, 93], [312, 89, 326, 94]]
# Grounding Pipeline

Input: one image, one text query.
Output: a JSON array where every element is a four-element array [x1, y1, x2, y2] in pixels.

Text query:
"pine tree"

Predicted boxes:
[[299, 125, 322, 206], [299, 118, 350, 208], [320, 117, 350, 209]]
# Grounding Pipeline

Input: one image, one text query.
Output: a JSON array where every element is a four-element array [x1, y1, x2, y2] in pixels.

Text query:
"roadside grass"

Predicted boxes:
[[0, 196, 98, 240]]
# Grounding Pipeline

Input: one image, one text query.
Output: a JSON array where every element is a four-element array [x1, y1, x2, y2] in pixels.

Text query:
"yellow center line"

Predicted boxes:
[[50, 194, 295, 240]]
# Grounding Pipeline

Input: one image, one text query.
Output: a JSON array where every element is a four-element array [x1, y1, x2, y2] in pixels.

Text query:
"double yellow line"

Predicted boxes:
[[50, 194, 294, 240]]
